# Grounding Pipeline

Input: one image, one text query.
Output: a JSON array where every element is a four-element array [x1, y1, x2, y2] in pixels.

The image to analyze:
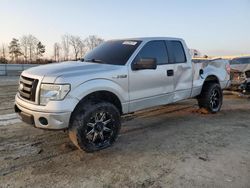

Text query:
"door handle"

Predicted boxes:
[[167, 69, 174, 76]]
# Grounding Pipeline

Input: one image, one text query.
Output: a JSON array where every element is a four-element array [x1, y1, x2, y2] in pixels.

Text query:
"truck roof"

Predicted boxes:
[[113, 37, 184, 42]]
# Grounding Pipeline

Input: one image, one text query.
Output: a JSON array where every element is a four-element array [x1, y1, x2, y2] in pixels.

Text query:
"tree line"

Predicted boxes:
[[0, 34, 104, 64]]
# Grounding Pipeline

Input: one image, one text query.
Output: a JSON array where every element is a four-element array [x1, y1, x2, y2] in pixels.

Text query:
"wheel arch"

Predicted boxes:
[[79, 90, 122, 113], [69, 90, 123, 125], [202, 75, 220, 88]]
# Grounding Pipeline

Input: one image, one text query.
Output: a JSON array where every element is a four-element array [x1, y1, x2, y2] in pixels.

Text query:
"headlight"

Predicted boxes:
[[40, 84, 71, 105]]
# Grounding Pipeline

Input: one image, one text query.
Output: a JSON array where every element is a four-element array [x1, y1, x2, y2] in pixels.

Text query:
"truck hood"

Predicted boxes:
[[23, 61, 123, 83]]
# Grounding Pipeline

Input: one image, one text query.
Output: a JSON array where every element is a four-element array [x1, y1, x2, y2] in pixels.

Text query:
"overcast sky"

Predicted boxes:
[[0, 0, 250, 57]]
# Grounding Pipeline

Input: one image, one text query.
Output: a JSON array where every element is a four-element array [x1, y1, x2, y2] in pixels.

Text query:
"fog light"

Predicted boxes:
[[39, 117, 48, 126]]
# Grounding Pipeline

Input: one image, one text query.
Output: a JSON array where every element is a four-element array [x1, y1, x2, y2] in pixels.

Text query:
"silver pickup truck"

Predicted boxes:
[[15, 37, 230, 152]]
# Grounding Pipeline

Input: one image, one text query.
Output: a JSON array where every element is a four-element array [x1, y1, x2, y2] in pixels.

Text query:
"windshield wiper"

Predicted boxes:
[[85, 58, 106, 64]]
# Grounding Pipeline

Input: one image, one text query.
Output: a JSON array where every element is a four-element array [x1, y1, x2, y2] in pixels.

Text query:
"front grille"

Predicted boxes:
[[245, 71, 250, 78], [19, 76, 38, 102]]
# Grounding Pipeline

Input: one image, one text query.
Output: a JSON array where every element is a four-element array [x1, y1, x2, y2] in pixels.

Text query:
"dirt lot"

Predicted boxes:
[[0, 76, 250, 188]]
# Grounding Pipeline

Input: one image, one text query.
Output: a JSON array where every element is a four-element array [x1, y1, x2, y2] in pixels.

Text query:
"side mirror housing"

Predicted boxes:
[[132, 58, 157, 70]]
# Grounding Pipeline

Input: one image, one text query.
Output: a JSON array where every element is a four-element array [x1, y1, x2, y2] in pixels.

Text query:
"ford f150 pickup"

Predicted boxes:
[[15, 37, 231, 152]]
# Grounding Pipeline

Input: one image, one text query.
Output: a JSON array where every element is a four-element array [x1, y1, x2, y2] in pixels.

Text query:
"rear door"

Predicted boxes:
[[166, 40, 193, 102], [128, 40, 174, 112]]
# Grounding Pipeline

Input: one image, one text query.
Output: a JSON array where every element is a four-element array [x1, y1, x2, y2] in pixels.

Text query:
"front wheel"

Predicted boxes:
[[197, 83, 223, 113], [69, 101, 121, 152]]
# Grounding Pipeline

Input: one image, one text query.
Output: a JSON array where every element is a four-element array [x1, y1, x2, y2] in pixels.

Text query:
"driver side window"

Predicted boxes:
[[135, 41, 169, 65]]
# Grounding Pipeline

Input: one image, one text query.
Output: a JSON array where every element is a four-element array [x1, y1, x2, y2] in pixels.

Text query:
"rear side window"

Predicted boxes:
[[166, 41, 187, 63], [135, 41, 168, 65]]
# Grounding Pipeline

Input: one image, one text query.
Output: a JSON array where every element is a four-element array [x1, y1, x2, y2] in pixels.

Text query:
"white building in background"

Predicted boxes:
[[189, 49, 202, 58]]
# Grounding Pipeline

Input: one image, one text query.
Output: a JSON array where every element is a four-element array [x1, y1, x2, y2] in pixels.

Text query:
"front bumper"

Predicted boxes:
[[15, 103, 71, 129], [15, 94, 79, 130]]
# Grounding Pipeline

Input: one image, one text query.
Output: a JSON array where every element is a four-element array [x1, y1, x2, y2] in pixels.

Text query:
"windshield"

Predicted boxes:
[[230, 57, 250, 65], [83, 40, 142, 65]]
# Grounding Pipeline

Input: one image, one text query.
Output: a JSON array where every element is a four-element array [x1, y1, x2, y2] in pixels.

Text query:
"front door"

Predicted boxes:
[[128, 40, 174, 112]]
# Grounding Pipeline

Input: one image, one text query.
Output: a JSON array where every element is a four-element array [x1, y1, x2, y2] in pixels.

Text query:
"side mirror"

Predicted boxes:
[[132, 58, 157, 70]]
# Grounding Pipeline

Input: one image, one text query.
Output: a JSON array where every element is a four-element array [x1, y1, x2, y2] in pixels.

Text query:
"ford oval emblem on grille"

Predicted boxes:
[[19, 83, 24, 91]]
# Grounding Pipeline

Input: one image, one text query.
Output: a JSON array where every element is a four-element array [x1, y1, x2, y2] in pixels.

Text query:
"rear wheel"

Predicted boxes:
[[69, 101, 121, 152], [197, 83, 223, 113]]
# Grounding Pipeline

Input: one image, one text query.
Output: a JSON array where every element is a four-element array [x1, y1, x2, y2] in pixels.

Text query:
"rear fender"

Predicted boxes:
[[192, 60, 230, 97]]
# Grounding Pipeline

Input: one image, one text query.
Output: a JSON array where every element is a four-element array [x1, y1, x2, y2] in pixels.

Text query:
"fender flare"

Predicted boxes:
[[69, 79, 128, 113]]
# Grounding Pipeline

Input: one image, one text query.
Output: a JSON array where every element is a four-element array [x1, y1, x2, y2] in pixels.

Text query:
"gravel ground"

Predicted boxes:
[[0, 77, 250, 188]]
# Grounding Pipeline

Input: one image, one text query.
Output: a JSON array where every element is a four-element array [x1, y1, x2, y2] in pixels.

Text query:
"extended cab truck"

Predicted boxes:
[[15, 37, 230, 152]]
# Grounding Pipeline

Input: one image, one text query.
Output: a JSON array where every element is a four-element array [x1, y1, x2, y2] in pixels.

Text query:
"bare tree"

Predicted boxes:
[[0, 43, 8, 64], [1, 44, 7, 59], [20, 35, 29, 62], [84, 35, 104, 52], [69, 35, 82, 60], [79, 39, 87, 58], [20, 35, 39, 62], [21, 35, 46, 63], [27, 35, 38, 62], [54, 42, 61, 62], [0, 44, 3, 58], [61, 34, 70, 61]]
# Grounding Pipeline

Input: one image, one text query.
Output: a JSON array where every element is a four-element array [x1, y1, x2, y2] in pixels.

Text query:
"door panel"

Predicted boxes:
[[129, 64, 174, 112], [173, 63, 193, 101]]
